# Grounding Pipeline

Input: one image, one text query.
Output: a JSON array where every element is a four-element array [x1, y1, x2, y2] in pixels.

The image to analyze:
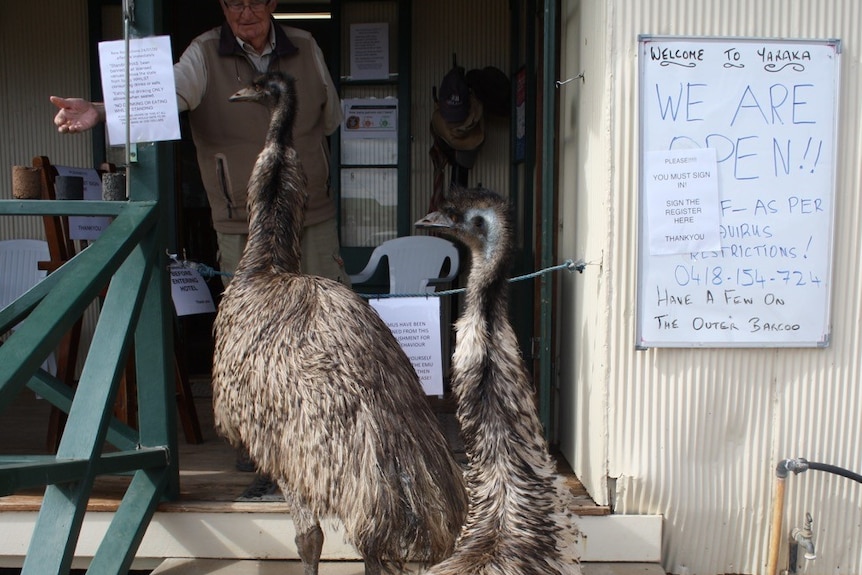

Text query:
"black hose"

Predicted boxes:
[[805, 461, 862, 484]]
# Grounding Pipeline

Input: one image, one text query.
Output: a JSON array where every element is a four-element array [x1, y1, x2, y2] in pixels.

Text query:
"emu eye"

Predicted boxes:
[[470, 215, 486, 230]]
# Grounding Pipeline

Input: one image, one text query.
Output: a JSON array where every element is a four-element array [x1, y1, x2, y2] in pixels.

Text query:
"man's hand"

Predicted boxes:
[[50, 96, 102, 133]]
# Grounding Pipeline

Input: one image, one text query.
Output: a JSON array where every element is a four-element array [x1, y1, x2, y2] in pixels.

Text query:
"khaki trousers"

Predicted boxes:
[[216, 218, 351, 288]]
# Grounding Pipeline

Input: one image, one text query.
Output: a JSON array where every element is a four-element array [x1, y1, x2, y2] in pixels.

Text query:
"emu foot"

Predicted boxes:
[[295, 524, 324, 575]]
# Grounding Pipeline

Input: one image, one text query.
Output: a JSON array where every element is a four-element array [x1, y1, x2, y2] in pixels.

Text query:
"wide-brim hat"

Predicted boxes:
[[466, 66, 511, 117], [431, 93, 485, 153]]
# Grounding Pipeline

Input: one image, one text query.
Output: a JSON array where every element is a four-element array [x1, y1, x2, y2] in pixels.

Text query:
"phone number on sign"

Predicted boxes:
[[673, 265, 822, 288]]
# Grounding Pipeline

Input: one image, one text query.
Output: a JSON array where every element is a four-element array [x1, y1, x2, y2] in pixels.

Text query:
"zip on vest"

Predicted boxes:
[[216, 156, 233, 219]]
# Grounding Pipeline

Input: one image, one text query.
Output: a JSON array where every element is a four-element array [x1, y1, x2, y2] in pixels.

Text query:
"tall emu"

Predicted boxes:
[[416, 186, 581, 575], [212, 71, 467, 575]]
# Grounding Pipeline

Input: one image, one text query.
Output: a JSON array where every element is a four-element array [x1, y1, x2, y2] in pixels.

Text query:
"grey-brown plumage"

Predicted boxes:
[[416, 187, 581, 575], [212, 71, 467, 575]]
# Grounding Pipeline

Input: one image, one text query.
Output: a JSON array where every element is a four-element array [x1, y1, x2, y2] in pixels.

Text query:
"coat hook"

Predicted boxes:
[[556, 72, 585, 87]]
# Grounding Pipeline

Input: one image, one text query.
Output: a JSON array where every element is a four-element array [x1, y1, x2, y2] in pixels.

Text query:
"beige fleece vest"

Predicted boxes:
[[189, 26, 335, 234]]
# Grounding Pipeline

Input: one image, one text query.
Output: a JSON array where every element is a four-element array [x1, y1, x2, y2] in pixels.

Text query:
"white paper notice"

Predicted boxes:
[[55, 165, 111, 241], [369, 297, 444, 395], [646, 148, 722, 255], [349, 23, 389, 80], [98, 36, 181, 145], [342, 98, 398, 140], [169, 264, 215, 316]]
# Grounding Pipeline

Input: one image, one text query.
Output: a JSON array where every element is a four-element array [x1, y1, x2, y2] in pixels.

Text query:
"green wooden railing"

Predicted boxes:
[[1, 56, 180, 565], [0, 161, 178, 572]]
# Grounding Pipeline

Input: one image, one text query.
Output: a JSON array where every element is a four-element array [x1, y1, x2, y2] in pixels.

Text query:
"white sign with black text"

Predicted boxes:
[[98, 35, 181, 145], [646, 148, 721, 255], [368, 297, 444, 396], [169, 264, 215, 316]]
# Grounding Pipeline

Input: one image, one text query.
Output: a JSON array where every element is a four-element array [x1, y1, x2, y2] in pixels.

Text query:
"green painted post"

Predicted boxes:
[[539, 0, 558, 441], [89, 0, 183, 570]]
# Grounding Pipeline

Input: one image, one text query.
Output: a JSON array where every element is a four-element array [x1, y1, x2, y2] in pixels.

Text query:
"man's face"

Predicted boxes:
[[221, 0, 276, 49]]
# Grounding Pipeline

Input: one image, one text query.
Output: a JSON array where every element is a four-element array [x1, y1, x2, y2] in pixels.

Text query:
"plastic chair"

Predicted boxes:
[[350, 235, 460, 294], [0, 239, 57, 375]]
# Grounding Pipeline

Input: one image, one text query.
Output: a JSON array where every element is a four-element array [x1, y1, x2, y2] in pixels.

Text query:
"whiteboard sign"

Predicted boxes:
[[637, 36, 840, 348]]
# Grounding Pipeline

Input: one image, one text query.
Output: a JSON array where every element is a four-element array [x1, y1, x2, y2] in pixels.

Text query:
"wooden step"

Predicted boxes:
[[0, 511, 662, 567]]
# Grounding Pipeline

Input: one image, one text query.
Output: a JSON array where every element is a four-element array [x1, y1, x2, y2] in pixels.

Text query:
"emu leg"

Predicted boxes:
[[363, 558, 383, 575], [296, 525, 324, 575], [278, 480, 323, 575]]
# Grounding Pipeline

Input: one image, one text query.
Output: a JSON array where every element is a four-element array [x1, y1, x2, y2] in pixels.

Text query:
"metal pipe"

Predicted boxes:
[[766, 459, 810, 575], [767, 458, 861, 575], [765, 462, 788, 575]]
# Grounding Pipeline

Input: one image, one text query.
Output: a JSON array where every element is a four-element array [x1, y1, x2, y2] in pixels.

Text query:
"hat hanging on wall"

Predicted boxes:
[[431, 58, 485, 168], [466, 66, 511, 117], [437, 63, 471, 123]]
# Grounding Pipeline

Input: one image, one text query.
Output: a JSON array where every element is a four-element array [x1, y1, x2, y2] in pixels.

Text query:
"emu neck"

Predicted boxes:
[[454, 245, 516, 419], [462, 247, 511, 332], [237, 100, 305, 275], [450, 240, 557, 546], [463, 270, 509, 338], [267, 102, 294, 149]]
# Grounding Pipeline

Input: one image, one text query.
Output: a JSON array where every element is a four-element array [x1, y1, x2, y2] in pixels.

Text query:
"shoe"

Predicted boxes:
[[237, 474, 283, 502]]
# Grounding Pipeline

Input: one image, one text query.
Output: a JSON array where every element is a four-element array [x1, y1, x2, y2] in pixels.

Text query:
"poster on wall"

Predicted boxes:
[[349, 23, 389, 80], [644, 147, 722, 255], [636, 36, 841, 348], [341, 98, 398, 140]]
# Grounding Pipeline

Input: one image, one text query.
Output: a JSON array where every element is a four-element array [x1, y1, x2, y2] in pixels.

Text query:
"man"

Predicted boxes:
[[51, 0, 350, 288]]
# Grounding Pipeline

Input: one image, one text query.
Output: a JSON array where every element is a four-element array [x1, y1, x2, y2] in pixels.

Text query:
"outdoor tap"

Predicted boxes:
[[790, 512, 817, 563]]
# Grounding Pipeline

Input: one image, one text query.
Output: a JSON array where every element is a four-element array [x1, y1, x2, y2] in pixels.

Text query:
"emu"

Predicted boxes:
[[212, 71, 467, 575], [416, 186, 581, 575]]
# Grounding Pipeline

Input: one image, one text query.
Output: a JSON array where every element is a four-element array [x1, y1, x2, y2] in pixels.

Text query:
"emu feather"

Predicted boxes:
[[212, 71, 467, 575], [417, 187, 582, 575]]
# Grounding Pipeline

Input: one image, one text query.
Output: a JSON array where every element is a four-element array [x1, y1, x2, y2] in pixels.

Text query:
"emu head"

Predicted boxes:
[[229, 70, 296, 109], [416, 186, 513, 263]]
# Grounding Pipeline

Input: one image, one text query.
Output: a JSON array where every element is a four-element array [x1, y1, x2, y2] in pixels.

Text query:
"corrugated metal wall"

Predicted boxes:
[[557, 1, 862, 574], [1, 0, 104, 376], [0, 0, 93, 222]]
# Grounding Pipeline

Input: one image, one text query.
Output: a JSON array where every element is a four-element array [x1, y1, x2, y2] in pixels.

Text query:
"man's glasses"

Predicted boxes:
[[223, 0, 270, 14]]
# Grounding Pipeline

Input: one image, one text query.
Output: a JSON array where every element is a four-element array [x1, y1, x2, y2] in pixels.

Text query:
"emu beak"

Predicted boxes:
[[229, 87, 258, 102], [415, 211, 454, 230]]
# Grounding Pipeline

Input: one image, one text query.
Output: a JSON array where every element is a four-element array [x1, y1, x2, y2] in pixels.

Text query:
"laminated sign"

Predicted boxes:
[[369, 297, 444, 395]]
